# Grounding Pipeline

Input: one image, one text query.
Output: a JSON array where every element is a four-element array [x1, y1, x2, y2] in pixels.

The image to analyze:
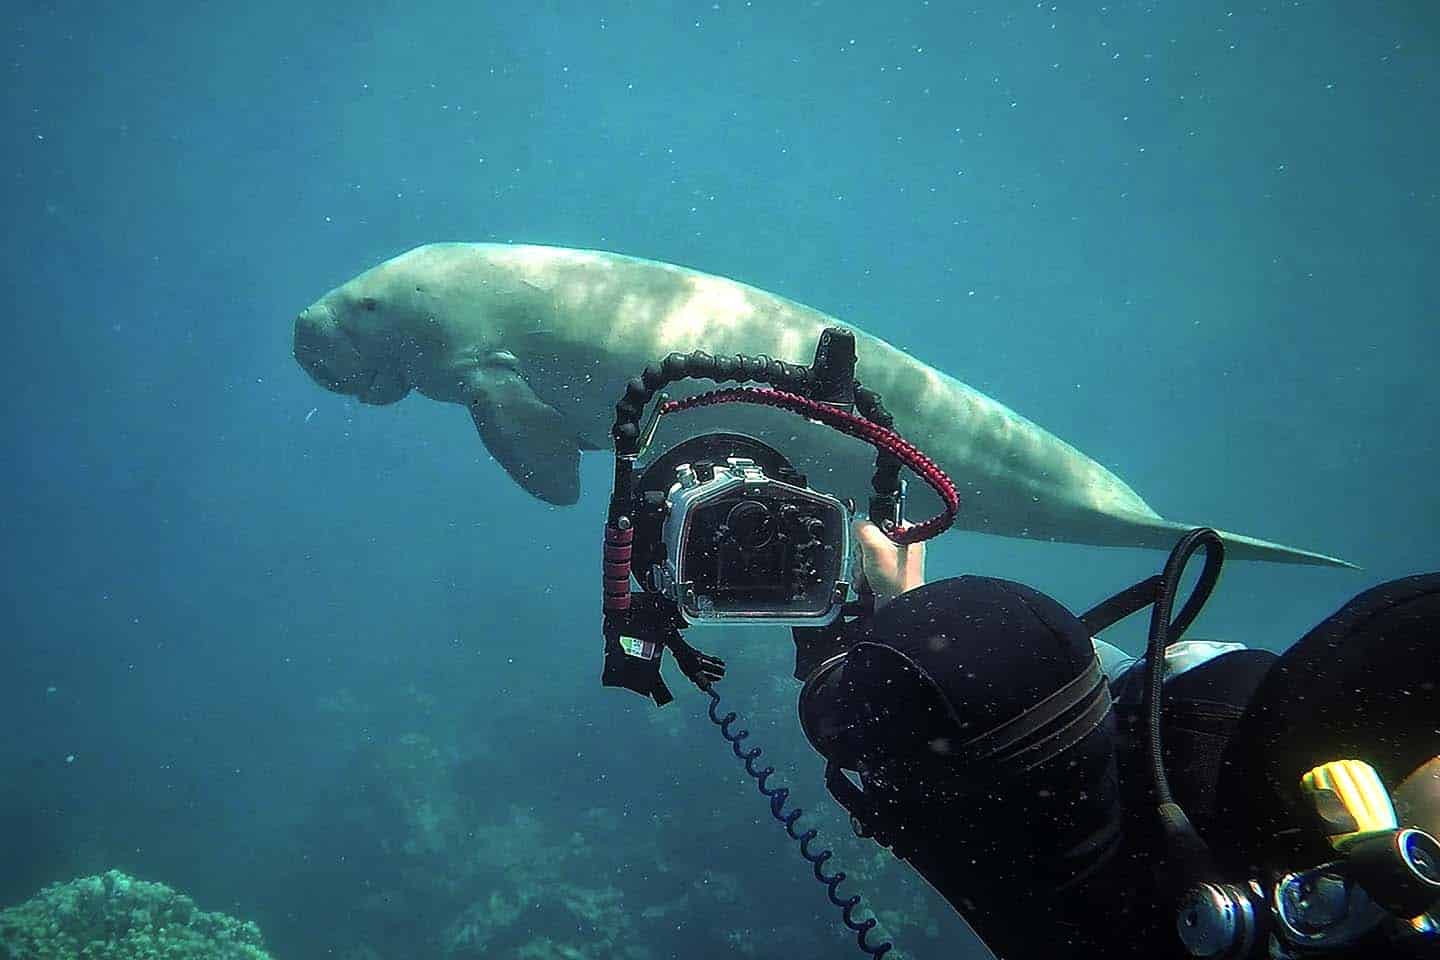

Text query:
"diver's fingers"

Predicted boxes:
[[852, 519, 876, 582], [850, 519, 867, 569], [854, 518, 895, 557], [904, 537, 926, 585]]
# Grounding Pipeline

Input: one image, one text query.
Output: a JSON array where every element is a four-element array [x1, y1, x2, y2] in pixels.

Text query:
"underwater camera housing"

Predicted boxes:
[[633, 433, 853, 628], [599, 327, 958, 706]]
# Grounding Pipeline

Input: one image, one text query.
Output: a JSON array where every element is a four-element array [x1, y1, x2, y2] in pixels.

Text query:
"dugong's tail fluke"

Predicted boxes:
[[1117, 513, 1359, 569], [1209, 528, 1358, 569]]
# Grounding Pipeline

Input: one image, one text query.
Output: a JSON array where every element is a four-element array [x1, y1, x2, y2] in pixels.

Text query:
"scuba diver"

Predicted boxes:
[[801, 518, 1440, 958], [598, 327, 1440, 959]]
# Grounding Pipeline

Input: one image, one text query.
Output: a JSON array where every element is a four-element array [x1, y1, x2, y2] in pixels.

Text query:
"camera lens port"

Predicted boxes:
[[725, 500, 774, 549]]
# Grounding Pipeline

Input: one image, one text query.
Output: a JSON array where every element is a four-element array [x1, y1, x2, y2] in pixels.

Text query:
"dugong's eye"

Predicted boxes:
[[360, 297, 379, 312]]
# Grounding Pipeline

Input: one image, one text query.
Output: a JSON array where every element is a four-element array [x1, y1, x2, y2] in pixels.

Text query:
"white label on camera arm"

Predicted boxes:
[[618, 635, 662, 661]]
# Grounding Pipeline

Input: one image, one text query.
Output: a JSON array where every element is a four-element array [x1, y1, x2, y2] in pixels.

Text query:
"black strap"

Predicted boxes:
[[957, 656, 1110, 774], [999, 672, 1113, 779], [823, 760, 930, 861], [1079, 565, 1215, 642], [824, 761, 879, 838], [1079, 575, 1162, 635]]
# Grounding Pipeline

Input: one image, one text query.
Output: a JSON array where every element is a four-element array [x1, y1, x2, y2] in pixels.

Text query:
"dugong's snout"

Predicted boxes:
[[293, 301, 361, 391], [294, 299, 412, 405]]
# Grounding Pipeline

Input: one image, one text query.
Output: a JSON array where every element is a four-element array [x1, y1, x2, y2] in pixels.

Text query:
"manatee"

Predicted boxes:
[[293, 242, 1353, 568]]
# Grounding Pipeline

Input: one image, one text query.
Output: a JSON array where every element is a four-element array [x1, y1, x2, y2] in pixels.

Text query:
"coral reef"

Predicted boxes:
[[0, 870, 273, 960], [439, 806, 653, 960], [442, 879, 650, 960]]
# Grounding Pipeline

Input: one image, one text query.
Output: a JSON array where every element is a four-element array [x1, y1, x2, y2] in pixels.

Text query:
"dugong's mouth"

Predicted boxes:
[[306, 361, 401, 403], [297, 348, 370, 394], [356, 368, 408, 405]]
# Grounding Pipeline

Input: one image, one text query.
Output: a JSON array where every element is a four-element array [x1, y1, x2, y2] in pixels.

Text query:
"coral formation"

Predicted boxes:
[[440, 806, 653, 960], [0, 870, 273, 960]]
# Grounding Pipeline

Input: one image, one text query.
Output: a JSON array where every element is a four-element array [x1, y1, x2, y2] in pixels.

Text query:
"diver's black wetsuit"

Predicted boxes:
[[799, 573, 1440, 959]]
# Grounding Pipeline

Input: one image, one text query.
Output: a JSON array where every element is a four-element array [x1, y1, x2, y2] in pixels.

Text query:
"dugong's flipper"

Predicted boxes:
[[461, 367, 581, 505]]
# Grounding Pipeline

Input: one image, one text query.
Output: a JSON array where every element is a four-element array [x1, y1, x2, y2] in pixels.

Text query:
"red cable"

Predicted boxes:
[[658, 387, 959, 545]]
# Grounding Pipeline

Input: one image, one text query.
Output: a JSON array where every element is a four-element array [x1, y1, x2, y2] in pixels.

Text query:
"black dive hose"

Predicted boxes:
[[1143, 528, 1225, 884]]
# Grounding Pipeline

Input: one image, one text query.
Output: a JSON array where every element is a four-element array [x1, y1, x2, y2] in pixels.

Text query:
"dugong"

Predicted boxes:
[[293, 242, 1352, 568]]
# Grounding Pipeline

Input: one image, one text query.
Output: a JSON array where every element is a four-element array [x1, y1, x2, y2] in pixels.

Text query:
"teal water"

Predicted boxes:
[[2, 3, 1436, 958]]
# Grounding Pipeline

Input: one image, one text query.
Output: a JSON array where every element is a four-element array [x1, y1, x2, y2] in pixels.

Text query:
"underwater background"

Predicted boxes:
[[2, 2, 1437, 958]]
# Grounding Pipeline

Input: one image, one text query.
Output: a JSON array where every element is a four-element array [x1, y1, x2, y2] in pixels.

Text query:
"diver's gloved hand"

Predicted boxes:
[[853, 519, 927, 609], [601, 627, 675, 706], [667, 634, 726, 687]]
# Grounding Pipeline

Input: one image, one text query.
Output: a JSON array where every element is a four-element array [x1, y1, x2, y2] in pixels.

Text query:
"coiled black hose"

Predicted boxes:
[[701, 683, 893, 957]]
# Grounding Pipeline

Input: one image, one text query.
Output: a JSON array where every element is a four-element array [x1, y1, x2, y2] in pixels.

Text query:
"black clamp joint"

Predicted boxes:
[[809, 327, 858, 413]]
